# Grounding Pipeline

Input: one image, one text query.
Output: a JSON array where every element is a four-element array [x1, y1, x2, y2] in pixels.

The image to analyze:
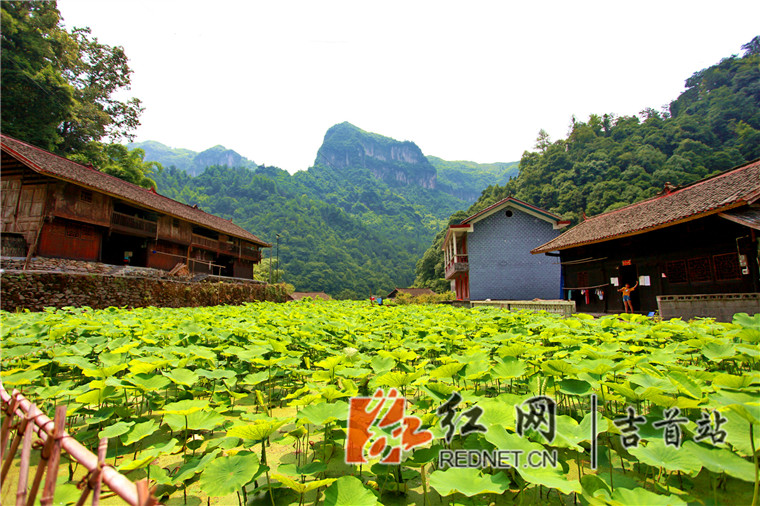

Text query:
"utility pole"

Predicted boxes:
[[275, 234, 281, 283], [268, 245, 272, 284]]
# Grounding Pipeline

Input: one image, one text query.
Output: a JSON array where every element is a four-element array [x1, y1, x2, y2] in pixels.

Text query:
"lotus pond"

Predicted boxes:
[[1, 301, 759, 505]]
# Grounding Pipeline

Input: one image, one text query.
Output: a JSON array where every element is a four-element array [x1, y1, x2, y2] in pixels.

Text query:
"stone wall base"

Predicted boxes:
[[1, 271, 288, 312]]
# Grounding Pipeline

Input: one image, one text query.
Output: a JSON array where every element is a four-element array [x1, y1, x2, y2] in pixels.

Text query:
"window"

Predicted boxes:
[[688, 257, 712, 283], [505, 210, 513, 217], [80, 190, 93, 203], [714, 253, 740, 280], [665, 260, 688, 284]]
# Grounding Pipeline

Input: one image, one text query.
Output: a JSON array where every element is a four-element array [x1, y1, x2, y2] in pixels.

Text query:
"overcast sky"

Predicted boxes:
[[57, 0, 759, 173]]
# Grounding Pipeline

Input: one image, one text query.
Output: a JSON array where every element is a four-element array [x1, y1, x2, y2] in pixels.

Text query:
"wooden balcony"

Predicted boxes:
[[191, 234, 262, 262], [444, 255, 469, 279], [111, 211, 157, 236], [191, 233, 218, 251]]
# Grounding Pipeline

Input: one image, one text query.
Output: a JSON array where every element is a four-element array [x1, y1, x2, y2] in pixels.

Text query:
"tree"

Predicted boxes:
[[534, 129, 551, 153], [1, 1, 142, 153], [68, 143, 160, 189], [1, 2, 73, 151]]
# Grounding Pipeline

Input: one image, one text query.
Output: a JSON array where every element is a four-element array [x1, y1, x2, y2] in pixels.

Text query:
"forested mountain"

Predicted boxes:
[[127, 141, 257, 176], [152, 123, 493, 298], [415, 36, 760, 291], [429, 157, 519, 202]]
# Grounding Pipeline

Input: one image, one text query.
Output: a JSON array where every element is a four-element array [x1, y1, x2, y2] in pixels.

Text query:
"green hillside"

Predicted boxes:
[[152, 124, 489, 298]]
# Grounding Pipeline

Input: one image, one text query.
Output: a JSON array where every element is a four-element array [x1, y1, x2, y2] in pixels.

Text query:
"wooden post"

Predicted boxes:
[[1, 396, 19, 461], [1, 416, 29, 482], [91, 438, 108, 506], [16, 417, 34, 506], [40, 405, 67, 506]]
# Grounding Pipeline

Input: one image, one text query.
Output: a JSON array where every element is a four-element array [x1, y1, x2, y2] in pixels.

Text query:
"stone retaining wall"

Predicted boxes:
[[1, 271, 288, 312]]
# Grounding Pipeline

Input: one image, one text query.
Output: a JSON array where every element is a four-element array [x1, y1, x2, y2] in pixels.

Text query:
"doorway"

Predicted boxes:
[[618, 263, 639, 312]]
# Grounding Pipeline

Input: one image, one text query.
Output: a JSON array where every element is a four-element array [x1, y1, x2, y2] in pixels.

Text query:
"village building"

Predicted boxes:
[[442, 197, 570, 301], [1, 134, 269, 278], [531, 159, 760, 319], [386, 287, 435, 299]]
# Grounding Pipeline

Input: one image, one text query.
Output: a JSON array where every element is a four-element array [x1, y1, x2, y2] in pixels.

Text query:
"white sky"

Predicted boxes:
[[57, 0, 760, 174]]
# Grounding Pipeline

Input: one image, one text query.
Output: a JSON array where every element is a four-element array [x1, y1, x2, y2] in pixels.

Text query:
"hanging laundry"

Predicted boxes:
[[596, 288, 604, 300]]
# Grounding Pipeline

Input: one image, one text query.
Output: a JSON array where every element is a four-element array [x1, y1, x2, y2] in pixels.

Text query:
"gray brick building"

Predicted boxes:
[[443, 197, 568, 300]]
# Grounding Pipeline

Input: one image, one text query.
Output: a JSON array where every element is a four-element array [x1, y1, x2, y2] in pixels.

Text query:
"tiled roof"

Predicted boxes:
[[460, 196, 568, 226], [532, 159, 760, 254], [720, 207, 760, 230], [0, 135, 270, 247], [387, 287, 436, 298]]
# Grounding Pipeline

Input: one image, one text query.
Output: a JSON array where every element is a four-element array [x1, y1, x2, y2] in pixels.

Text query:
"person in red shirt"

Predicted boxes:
[[618, 282, 638, 313]]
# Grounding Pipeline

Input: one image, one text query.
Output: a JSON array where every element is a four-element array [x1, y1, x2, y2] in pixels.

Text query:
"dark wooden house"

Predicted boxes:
[[531, 160, 760, 315], [386, 287, 436, 299], [1, 134, 269, 278]]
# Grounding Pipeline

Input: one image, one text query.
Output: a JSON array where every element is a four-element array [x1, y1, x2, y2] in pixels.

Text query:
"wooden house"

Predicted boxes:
[[531, 159, 760, 316], [386, 287, 435, 299], [443, 197, 570, 300], [1, 134, 269, 278]]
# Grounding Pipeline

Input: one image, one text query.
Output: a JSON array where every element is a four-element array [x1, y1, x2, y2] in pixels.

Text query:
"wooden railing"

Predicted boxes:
[[191, 233, 218, 251], [111, 211, 157, 235], [0, 385, 157, 505], [444, 254, 469, 279]]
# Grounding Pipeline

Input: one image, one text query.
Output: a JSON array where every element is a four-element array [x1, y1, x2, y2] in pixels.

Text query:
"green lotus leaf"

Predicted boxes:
[[723, 409, 760, 456], [148, 465, 173, 486], [196, 368, 235, 380], [517, 465, 582, 495], [319, 385, 351, 401], [484, 424, 545, 454], [98, 421, 134, 439], [121, 419, 158, 446], [712, 372, 758, 389], [708, 390, 760, 424], [117, 454, 156, 471], [163, 367, 199, 387], [377, 348, 417, 362], [241, 370, 269, 385], [429, 362, 464, 379], [273, 473, 337, 494], [323, 475, 380, 506], [297, 401, 349, 425], [369, 355, 396, 373], [81, 363, 128, 379], [681, 441, 754, 482], [164, 409, 226, 432], [429, 467, 510, 497], [1, 369, 42, 386], [490, 356, 527, 380], [226, 419, 289, 441], [199, 452, 262, 497], [126, 372, 171, 392], [374, 370, 423, 388], [542, 359, 577, 376], [75, 385, 118, 405], [143, 438, 179, 458], [172, 448, 221, 484], [611, 486, 688, 505], [558, 378, 592, 396], [159, 399, 210, 416], [628, 440, 701, 474]]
